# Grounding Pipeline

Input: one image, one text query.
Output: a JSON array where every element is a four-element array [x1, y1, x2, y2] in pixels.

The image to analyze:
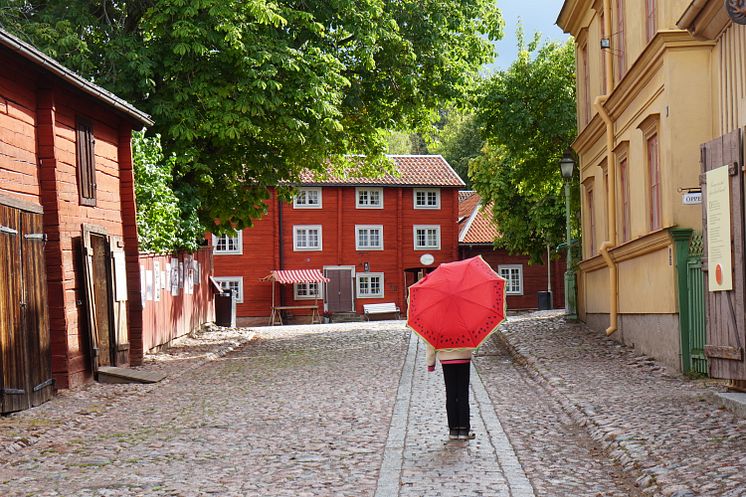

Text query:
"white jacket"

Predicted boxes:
[[425, 342, 474, 368]]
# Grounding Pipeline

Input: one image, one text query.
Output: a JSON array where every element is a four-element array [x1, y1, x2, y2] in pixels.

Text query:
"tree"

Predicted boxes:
[[1, 0, 504, 239], [428, 108, 483, 188], [471, 30, 576, 263]]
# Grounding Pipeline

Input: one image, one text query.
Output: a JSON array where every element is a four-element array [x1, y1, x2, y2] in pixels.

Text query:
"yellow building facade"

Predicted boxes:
[[557, 0, 745, 371]]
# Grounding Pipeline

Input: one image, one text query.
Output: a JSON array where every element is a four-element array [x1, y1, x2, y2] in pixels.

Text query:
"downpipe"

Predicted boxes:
[[599, 242, 618, 335]]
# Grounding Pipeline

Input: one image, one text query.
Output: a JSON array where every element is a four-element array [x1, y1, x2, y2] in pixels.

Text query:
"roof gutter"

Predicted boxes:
[[0, 29, 153, 128]]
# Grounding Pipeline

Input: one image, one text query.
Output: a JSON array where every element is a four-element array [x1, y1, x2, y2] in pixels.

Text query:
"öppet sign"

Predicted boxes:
[[706, 165, 733, 291]]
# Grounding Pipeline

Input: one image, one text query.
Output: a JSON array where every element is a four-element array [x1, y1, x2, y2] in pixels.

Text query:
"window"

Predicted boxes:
[[586, 185, 596, 257], [356, 187, 383, 209], [294, 282, 321, 300], [647, 133, 661, 230], [293, 187, 322, 208], [213, 277, 243, 303], [414, 189, 440, 209], [413, 225, 441, 250], [212, 231, 242, 254], [293, 225, 322, 251], [76, 116, 96, 206], [356, 225, 384, 250], [619, 157, 631, 242], [498, 265, 523, 295], [615, 0, 626, 81], [357, 273, 384, 298], [646, 0, 656, 42]]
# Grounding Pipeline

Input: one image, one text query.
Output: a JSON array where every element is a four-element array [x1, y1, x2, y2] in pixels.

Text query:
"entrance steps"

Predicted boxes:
[[330, 311, 364, 323], [97, 366, 167, 384]]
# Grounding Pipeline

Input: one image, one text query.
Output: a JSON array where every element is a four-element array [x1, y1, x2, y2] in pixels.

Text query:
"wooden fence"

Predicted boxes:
[[138, 247, 216, 353]]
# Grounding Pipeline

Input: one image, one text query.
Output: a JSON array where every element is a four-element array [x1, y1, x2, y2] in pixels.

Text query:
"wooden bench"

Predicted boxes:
[[363, 303, 401, 321]]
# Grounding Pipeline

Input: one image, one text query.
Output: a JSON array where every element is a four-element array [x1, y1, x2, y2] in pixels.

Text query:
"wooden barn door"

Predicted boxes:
[[324, 268, 353, 312], [0, 204, 52, 414], [81, 225, 117, 374], [700, 129, 746, 381]]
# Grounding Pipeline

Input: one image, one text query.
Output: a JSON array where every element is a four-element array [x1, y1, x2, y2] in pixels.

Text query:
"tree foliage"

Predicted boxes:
[[1, 0, 504, 241], [471, 31, 577, 263], [428, 108, 483, 188]]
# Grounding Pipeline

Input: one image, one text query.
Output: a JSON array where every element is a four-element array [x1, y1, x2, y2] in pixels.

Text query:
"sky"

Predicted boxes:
[[490, 0, 570, 72]]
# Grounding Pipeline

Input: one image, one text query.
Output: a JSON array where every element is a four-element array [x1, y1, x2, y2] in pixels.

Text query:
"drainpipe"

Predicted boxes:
[[596, 0, 619, 336]]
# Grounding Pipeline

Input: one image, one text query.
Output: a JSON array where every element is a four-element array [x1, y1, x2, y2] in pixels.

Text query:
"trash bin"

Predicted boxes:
[[537, 291, 552, 310], [215, 289, 236, 327]]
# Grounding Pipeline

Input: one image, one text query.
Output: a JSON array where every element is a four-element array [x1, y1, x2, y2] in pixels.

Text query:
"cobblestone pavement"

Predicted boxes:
[[496, 311, 746, 497], [1, 313, 744, 496]]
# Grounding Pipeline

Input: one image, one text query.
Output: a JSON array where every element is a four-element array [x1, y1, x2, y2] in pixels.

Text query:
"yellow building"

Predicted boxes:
[[556, 1, 746, 372]]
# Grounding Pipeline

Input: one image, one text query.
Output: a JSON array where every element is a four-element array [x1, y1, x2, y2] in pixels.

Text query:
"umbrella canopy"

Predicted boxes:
[[406, 256, 506, 350]]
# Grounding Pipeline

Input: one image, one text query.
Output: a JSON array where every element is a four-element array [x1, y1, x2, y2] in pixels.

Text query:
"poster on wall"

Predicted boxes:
[[113, 251, 128, 301], [193, 260, 200, 286], [145, 270, 154, 301], [153, 261, 161, 302], [178, 262, 184, 289], [161, 269, 167, 291], [171, 258, 179, 296], [706, 165, 733, 291], [166, 263, 172, 291], [140, 265, 146, 305], [184, 255, 194, 295]]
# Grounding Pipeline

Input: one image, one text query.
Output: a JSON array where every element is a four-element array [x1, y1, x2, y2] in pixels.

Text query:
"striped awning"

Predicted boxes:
[[261, 269, 330, 284]]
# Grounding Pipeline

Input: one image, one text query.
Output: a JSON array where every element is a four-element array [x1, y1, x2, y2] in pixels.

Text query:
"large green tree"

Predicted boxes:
[[428, 108, 483, 187], [2, 0, 503, 237], [471, 31, 576, 263]]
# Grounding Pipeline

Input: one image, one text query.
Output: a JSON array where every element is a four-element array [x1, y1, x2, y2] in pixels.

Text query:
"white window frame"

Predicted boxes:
[[294, 282, 322, 300], [413, 188, 441, 209], [293, 187, 322, 209], [355, 225, 384, 251], [293, 225, 322, 251], [413, 225, 441, 250], [212, 231, 243, 255], [357, 272, 384, 298], [498, 265, 523, 295], [213, 277, 244, 303], [356, 187, 384, 209]]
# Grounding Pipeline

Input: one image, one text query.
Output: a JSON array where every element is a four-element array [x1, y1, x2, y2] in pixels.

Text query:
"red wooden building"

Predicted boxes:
[[212, 155, 465, 324], [0, 28, 152, 407], [458, 191, 566, 311]]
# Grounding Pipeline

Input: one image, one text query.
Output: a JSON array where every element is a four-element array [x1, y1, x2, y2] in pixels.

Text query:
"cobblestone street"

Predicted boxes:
[[1, 312, 745, 496]]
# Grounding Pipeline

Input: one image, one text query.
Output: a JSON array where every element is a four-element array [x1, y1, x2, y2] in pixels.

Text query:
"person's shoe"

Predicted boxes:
[[457, 430, 476, 440], [448, 429, 459, 440]]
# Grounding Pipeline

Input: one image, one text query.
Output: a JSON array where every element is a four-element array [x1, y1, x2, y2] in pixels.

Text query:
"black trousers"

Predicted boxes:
[[441, 362, 470, 431]]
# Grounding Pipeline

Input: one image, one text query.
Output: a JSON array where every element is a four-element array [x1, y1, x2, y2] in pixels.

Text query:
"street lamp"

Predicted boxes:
[[560, 150, 577, 320]]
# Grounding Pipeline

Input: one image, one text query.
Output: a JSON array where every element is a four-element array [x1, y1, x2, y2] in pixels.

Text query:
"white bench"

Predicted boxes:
[[363, 303, 401, 320]]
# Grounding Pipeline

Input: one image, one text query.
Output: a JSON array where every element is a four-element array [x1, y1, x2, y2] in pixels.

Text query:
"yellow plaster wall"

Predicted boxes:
[[582, 264, 609, 313], [617, 248, 677, 313]]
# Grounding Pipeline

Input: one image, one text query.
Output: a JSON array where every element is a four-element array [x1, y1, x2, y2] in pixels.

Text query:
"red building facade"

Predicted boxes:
[[0, 28, 152, 393], [212, 156, 465, 324], [458, 191, 566, 311]]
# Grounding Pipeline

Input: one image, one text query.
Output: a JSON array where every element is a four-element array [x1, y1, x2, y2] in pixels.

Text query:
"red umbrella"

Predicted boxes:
[[406, 256, 507, 350]]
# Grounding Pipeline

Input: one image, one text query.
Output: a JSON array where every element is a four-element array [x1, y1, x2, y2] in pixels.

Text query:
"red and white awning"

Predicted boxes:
[[261, 269, 330, 284]]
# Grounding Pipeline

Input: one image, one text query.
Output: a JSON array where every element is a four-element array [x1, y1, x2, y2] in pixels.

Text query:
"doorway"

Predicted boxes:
[[324, 267, 355, 312]]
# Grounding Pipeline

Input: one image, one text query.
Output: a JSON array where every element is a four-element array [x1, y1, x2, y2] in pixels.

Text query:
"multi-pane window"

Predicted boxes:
[[647, 133, 661, 230], [619, 157, 631, 242], [586, 186, 596, 257], [293, 187, 322, 208], [498, 265, 523, 295], [645, 0, 656, 42], [357, 273, 384, 298], [293, 225, 322, 251], [294, 282, 321, 300], [414, 189, 440, 209], [413, 225, 441, 250], [356, 188, 383, 209], [214, 277, 243, 303], [615, 0, 626, 81], [213, 231, 242, 254], [76, 116, 96, 206], [356, 225, 383, 250]]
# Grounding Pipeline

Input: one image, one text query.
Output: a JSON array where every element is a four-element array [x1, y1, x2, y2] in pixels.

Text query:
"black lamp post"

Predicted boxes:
[[560, 150, 577, 320]]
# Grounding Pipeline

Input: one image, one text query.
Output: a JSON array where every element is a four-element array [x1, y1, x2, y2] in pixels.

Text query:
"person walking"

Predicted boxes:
[[426, 342, 476, 441]]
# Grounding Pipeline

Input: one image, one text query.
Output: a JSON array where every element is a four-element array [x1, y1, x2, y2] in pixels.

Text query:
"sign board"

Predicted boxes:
[[706, 165, 733, 291], [682, 192, 702, 205]]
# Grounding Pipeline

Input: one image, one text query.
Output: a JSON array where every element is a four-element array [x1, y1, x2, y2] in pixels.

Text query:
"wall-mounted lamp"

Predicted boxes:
[[363, 262, 370, 272], [600, 38, 611, 49]]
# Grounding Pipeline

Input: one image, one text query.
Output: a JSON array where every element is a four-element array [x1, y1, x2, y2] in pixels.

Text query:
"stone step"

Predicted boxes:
[[97, 366, 167, 384]]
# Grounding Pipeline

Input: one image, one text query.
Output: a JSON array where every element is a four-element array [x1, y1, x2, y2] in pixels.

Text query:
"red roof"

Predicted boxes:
[[458, 190, 480, 220], [262, 269, 330, 284], [458, 192, 499, 244], [299, 155, 465, 187]]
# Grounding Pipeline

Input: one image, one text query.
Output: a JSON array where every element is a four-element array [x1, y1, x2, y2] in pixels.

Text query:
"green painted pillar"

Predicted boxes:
[[671, 227, 693, 373]]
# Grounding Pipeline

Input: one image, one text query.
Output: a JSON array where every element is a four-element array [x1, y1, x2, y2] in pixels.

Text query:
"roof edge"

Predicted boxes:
[[0, 28, 153, 128]]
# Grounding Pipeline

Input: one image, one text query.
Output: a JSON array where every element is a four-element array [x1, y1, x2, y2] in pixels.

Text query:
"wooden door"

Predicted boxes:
[[700, 129, 746, 380], [325, 268, 353, 312], [0, 204, 51, 414], [110, 236, 129, 365]]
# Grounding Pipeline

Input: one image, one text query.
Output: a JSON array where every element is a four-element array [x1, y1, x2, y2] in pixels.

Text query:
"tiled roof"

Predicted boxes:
[[458, 192, 500, 244], [299, 155, 465, 187], [458, 190, 480, 220]]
